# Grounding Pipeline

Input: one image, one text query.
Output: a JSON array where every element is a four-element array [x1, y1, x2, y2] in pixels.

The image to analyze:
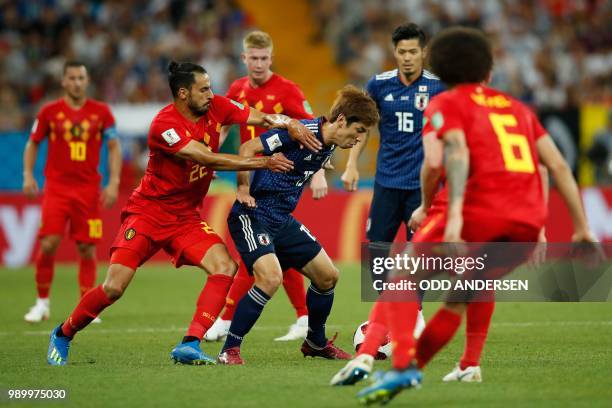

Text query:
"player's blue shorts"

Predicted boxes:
[[366, 182, 421, 242], [228, 212, 322, 274]]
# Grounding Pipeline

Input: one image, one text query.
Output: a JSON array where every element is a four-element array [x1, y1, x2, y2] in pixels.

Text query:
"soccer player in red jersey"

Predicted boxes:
[[23, 61, 122, 324], [337, 27, 596, 404], [206, 31, 325, 342], [46, 61, 321, 366]]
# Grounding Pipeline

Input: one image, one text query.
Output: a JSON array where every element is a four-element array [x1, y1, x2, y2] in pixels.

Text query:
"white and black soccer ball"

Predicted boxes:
[[353, 321, 392, 360]]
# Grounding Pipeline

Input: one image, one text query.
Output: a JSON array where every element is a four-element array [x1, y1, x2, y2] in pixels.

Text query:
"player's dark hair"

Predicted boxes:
[[63, 61, 87, 74], [328, 85, 379, 127], [168, 61, 207, 97], [392, 23, 426, 48], [428, 26, 493, 86]]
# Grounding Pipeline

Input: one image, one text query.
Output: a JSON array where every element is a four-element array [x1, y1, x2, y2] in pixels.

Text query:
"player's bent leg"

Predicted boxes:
[[299, 250, 350, 360], [415, 303, 464, 370], [218, 254, 282, 365], [172, 243, 236, 365], [26, 235, 62, 323]]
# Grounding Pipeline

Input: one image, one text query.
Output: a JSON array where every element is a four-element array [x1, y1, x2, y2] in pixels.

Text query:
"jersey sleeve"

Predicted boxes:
[[260, 128, 294, 155], [526, 107, 547, 140], [283, 85, 314, 120], [424, 94, 464, 139], [29, 106, 50, 143], [211, 95, 250, 126], [148, 120, 191, 154], [102, 104, 118, 140]]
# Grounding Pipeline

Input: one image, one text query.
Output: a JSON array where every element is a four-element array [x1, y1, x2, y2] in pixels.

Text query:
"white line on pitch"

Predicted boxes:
[[0, 321, 611, 337]]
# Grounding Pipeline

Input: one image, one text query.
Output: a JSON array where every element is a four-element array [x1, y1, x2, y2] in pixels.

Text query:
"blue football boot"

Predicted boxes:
[[170, 340, 217, 365], [47, 324, 71, 366], [357, 367, 422, 405]]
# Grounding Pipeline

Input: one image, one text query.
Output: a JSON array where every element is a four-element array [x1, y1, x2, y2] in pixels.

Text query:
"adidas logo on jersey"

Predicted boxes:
[[384, 93, 394, 101], [304, 154, 312, 161]]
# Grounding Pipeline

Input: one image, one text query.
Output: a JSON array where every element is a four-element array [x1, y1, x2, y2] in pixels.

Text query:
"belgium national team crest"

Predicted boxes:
[[414, 93, 429, 111], [125, 228, 136, 240]]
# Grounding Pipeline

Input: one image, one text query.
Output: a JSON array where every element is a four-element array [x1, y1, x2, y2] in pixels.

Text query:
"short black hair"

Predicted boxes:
[[168, 61, 207, 97], [391, 23, 426, 48], [63, 61, 87, 74], [428, 26, 493, 87]]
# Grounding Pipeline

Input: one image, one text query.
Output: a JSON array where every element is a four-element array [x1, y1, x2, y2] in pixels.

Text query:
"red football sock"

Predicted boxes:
[[35, 252, 54, 298], [78, 257, 97, 297], [61, 285, 114, 337], [186, 274, 234, 340], [358, 301, 388, 356], [460, 301, 495, 369], [416, 307, 462, 368], [283, 268, 308, 318], [385, 301, 420, 370], [221, 263, 253, 320]]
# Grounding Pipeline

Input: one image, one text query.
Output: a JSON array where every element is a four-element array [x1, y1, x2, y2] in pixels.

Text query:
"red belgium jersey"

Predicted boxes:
[[29, 98, 115, 188], [125, 95, 249, 218], [424, 84, 548, 230], [226, 73, 313, 144]]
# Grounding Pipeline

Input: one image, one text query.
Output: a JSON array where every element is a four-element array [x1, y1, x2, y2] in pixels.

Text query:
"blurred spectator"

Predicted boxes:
[[587, 113, 612, 185], [0, 0, 253, 125], [311, 0, 612, 109]]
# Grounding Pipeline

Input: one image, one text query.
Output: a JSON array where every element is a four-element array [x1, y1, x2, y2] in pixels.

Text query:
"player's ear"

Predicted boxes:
[[241, 52, 247, 64], [177, 87, 189, 101], [336, 113, 347, 128]]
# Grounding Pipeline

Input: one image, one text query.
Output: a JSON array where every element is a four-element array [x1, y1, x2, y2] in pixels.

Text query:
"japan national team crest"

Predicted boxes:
[[414, 93, 429, 111], [257, 233, 271, 246]]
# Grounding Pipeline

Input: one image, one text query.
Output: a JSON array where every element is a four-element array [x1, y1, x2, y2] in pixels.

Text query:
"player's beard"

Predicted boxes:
[[187, 98, 209, 117]]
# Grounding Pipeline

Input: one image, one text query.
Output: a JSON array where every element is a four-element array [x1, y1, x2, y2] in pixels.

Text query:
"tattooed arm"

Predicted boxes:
[[442, 129, 469, 242]]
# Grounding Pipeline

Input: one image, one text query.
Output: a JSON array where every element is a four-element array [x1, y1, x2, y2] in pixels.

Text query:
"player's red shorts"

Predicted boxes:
[[413, 207, 540, 243], [110, 211, 224, 269], [39, 183, 102, 244]]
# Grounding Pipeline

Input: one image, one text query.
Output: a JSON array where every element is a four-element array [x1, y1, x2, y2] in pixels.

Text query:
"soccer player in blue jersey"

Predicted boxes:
[[335, 23, 445, 377], [217, 86, 380, 364]]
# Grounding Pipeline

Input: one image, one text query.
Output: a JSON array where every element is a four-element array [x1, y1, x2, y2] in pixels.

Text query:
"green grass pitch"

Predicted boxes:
[[1, 263, 611, 407]]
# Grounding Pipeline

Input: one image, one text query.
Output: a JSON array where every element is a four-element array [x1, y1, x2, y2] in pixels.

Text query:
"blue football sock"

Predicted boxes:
[[306, 283, 335, 348], [222, 286, 270, 351]]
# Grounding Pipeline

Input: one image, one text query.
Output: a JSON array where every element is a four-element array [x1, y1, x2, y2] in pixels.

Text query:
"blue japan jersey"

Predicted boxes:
[[230, 117, 335, 226], [366, 69, 445, 190]]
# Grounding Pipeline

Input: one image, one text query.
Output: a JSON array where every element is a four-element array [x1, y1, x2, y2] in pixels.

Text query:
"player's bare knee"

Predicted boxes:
[[315, 266, 339, 290], [256, 271, 282, 294], [40, 236, 61, 255], [102, 280, 124, 301], [77, 243, 96, 260], [210, 258, 237, 277]]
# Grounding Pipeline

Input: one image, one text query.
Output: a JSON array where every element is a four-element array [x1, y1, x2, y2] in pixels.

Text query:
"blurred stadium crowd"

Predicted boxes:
[[0, 0, 610, 183]]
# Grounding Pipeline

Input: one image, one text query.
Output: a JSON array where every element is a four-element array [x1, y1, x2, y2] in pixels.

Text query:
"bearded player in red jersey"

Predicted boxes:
[[23, 61, 122, 324], [46, 61, 322, 366], [338, 27, 597, 404], [205, 31, 326, 342]]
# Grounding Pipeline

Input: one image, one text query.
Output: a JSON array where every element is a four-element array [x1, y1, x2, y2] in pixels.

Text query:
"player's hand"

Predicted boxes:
[[285, 119, 322, 152], [528, 229, 547, 268], [322, 158, 335, 170], [22, 175, 39, 199], [409, 205, 427, 232], [266, 152, 294, 173], [237, 185, 256, 208], [341, 166, 359, 191], [571, 229, 598, 243], [101, 183, 119, 208], [310, 170, 328, 200]]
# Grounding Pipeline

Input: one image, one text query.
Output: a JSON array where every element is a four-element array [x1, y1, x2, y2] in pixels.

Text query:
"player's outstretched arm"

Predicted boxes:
[[176, 139, 293, 172], [101, 138, 122, 208], [22, 140, 40, 199], [245, 108, 322, 152], [442, 129, 469, 242], [341, 129, 372, 191], [536, 135, 596, 242], [410, 132, 443, 231]]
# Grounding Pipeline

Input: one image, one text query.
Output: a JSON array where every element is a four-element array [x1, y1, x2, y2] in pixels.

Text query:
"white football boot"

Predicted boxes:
[[24, 298, 50, 323], [414, 309, 426, 338], [442, 364, 482, 382], [330, 353, 374, 386], [203, 318, 231, 342], [92, 317, 102, 324], [274, 315, 308, 341]]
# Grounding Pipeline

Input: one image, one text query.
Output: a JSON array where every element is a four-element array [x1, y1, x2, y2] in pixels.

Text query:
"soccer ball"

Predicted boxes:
[[353, 321, 392, 360]]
